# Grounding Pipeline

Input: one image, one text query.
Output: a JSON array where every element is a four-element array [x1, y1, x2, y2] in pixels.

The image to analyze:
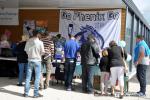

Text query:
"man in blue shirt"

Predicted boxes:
[[134, 35, 150, 96], [64, 34, 80, 91]]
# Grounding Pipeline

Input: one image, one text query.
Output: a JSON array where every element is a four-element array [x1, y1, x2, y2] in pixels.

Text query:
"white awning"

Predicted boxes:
[[19, 0, 126, 9]]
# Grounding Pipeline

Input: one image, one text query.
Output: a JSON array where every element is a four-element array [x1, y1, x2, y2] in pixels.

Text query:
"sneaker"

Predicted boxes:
[[44, 84, 48, 89], [94, 91, 101, 96], [137, 92, 146, 97], [66, 88, 72, 91], [17, 84, 23, 86], [119, 95, 124, 99], [33, 93, 43, 98], [39, 87, 43, 90], [23, 93, 28, 97], [111, 93, 115, 96], [87, 91, 93, 94], [136, 91, 141, 94]]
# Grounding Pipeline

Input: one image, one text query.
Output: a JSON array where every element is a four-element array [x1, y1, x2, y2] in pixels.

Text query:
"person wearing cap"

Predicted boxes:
[[134, 35, 150, 96]]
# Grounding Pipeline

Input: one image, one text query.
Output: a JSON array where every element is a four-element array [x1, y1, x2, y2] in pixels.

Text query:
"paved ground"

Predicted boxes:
[[0, 67, 150, 100]]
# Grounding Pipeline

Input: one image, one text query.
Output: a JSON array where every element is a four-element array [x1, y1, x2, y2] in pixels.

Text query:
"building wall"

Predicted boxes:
[[0, 9, 126, 42], [0, 9, 59, 42], [121, 9, 126, 40]]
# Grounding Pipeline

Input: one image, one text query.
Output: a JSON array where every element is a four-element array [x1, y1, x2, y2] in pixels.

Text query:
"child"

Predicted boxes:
[[99, 48, 110, 95]]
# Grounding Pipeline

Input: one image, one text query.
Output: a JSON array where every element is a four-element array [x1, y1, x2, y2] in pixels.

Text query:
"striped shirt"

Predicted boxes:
[[41, 36, 54, 57]]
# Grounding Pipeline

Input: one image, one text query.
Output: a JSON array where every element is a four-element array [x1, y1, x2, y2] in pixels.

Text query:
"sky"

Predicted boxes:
[[133, 0, 150, 25]]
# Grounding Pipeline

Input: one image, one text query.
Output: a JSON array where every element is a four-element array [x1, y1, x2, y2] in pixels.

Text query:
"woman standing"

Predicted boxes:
[[16, 34, 29, 86], [108, 41, 127, 99]]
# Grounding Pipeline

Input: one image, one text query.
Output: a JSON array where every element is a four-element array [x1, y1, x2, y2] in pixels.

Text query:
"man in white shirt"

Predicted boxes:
[[24, 30, 45, 98]]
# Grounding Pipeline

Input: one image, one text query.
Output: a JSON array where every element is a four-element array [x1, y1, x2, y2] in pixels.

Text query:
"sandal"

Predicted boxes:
[[111, 93, 115, 96], [119, 95, 124, 99]]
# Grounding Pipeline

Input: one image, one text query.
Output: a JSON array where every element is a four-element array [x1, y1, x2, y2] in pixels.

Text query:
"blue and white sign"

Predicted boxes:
[[59, 9, 121, 48]]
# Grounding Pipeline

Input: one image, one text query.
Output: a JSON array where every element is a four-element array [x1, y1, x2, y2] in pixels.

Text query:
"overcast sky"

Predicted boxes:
[[133, 0, 150, 25]]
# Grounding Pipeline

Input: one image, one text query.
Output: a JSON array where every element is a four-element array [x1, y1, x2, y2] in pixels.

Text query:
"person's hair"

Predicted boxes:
[[42, 31, 49, 36], [136, 34, 144, 40], [32, 30, 39, 37], [102, 49, 108, 56], [1, 34, 8, 41], [68, 34, 74, 38], [26, 26, 31, 31], [56, 34, 61, 39], [109, 40, 117, 47], [87, 34, 95, 41], [22, 34, 29, 41]]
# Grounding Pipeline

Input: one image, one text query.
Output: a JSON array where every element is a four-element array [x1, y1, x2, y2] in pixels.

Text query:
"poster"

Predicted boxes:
[[36, 20, 48, 35], [23, 20, 35, 37], [59, 9, 121, 49], [23, 20, 48, 37]]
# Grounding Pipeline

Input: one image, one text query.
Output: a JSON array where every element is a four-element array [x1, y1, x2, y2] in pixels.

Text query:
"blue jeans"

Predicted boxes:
[[24, 61, 41, 96], [18, 63, 28, 84], [82, 64, 95, 93], [136, 64, 148, 94], [64, 58, 76, 88]]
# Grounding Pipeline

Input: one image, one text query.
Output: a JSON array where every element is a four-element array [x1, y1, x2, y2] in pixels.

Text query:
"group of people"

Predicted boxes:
[[79, 34, 127, 99], [13, 30, 149, 99], [80, 34, 149, 99]]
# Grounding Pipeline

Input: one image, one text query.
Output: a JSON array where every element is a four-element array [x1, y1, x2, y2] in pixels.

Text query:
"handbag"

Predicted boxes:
[[121, 48, 128, 73]]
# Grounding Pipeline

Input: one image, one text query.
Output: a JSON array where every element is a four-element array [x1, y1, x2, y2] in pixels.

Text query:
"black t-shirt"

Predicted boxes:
[[99, 56, 110, 72], [108, 46, 127, 67], [16, 41, 28, 63]]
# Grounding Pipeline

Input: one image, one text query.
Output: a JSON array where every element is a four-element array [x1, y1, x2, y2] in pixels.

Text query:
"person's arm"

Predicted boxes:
[[124, 49, 127, 60], [24, 41, 29, 54], [63, 41, 67, 59], [99, 57, 104, 67], [80, 44, 84, 56], [15, 43, 20, 55], [92, 43, 100, 58], [40, 42, 45, 56], [6, 41, 11, 48], [50, 41, 54, 56], [136, 46, 145, 65], [76, 42, 80, 52]]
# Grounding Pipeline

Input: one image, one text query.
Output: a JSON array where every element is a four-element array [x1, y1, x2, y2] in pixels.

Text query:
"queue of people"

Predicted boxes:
[[1, 31, 149, 99]]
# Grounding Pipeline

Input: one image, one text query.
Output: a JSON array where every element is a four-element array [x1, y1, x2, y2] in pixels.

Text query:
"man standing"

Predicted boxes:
[[134, 35, 150, 96], [40, 32, 54, 89], [24, 30, 45, 98], [64, 34, 80, 91], [80, 34, 100, 93]]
